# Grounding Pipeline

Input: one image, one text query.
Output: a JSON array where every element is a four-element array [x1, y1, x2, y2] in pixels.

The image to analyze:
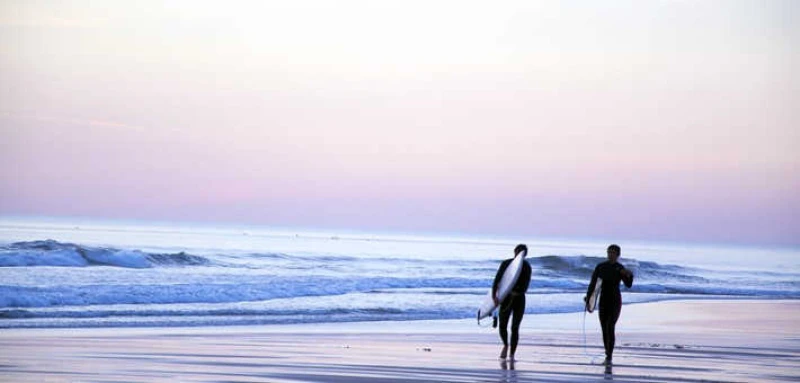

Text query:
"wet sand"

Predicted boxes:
[[1, 300, 798, 382]]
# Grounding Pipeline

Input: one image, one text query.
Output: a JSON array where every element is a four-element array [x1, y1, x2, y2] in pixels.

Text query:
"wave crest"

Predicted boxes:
[[0, 240, 209, 268]]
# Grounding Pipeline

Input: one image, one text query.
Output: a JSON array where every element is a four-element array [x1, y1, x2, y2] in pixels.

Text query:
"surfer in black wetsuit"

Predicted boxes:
[[584, 244, 634, 366], [492, 244, 532, 360]]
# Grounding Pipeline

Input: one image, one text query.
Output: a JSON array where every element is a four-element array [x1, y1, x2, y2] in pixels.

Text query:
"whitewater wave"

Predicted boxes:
[[0, 240, 785, 295], [2, 240, 798, 316], [0, 275, 488, 308], [0, 240, 209, 268], [0, 240, 686, 275]]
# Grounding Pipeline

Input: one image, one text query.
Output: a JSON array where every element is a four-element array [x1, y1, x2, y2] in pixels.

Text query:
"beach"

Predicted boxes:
[[2, 221, 798, 382], [1, 299, 797, 382]]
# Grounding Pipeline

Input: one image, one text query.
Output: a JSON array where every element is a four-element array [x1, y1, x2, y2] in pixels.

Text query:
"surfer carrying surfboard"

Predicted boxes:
[[584, 244, 634, 366], [492, 244, 532, 360]]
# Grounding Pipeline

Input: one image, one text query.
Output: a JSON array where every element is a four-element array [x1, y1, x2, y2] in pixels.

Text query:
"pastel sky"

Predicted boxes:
[[1, 1, 798, 245]]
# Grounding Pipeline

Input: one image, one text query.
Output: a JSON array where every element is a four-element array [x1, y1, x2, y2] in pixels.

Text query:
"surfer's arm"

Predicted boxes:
[[517, 262, 532, 293], [621, 267, 634, 288], [585, 267, 599, 302]]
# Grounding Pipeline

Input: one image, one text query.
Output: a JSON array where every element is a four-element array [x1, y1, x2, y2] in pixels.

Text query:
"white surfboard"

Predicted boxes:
[[586, 278, 603, 313], [477, 250, 526, 321]]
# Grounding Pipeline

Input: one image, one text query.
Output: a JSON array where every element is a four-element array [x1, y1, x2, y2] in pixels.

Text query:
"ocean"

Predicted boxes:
[[1, 218, 798, 329]]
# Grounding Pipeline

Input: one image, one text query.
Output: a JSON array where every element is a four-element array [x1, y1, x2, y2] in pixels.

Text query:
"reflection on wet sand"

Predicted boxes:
[[499, 359, 517, 383]]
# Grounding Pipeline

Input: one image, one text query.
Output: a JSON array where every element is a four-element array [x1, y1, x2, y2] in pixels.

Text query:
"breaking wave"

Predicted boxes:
[[0, 240, 209, 268]]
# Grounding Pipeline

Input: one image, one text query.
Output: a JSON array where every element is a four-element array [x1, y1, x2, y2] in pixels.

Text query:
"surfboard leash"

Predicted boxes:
[[581, 307, 606, 364]]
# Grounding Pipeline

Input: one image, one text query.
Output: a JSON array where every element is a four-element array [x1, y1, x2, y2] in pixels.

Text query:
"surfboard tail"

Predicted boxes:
[[586, 278, 603, 314]]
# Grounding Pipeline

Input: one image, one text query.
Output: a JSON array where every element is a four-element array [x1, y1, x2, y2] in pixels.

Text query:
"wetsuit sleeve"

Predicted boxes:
[[621, 265, 633, 288], [517, 261, 532, 293], [586, 265, 599, 299], [492, 259, 511, 297]]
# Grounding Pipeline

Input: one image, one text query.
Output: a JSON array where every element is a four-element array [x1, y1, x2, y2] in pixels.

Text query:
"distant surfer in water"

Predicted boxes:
[[585, 244, 634, 366], [492, 244, 532, 360]]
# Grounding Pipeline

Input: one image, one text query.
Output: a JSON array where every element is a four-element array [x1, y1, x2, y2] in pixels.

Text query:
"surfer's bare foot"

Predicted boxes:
[[508, 354, 515, 361], [499, 345, 508, 359]]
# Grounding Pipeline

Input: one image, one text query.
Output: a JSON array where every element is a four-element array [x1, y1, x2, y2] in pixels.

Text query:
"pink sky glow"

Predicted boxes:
[[1, 1, 798, 245]]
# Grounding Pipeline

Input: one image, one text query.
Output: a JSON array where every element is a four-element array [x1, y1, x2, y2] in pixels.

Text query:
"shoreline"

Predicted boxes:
[[1, 299, 798, 382], [0, 295, 788, 333]]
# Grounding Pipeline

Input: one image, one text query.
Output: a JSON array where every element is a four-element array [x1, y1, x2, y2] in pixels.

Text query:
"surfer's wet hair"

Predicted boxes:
[[607, 244, 621, 254], [514, 244, 527, 256]]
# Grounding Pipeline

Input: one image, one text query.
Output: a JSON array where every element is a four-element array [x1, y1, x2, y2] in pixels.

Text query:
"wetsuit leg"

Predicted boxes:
[[598, 301, 621, 360], [509, 294, 525, 356], [498, 298, 513, 347]]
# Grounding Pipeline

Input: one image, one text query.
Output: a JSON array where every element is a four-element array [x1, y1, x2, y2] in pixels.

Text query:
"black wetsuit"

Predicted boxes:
[[492, 258, 532, 356], [586, 261, 634, 360]]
